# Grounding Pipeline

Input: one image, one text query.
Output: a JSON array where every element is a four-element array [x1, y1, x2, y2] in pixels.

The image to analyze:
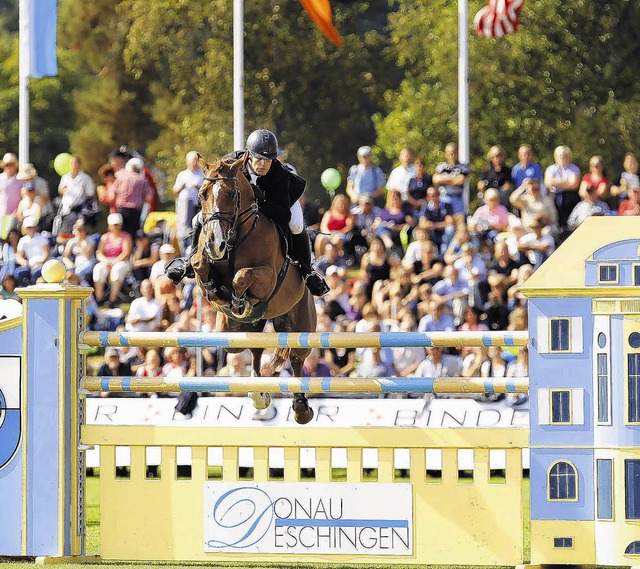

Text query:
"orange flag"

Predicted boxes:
[[300, 0, 342, 46]]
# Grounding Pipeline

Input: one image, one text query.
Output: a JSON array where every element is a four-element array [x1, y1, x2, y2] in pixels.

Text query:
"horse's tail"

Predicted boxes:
[[263, 348, 290, 375]]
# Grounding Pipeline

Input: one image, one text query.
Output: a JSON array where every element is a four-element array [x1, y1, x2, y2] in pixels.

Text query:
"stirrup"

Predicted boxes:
[[305, 271, 330, 296], [165, 257, 190, 285]]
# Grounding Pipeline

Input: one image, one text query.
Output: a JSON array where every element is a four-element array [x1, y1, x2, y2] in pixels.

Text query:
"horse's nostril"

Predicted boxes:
[[219, 241, 226, 250]]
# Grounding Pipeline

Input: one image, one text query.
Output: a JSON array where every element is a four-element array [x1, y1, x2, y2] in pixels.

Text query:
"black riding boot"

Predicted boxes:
[[291, 230, 330, 296], [165, 218, 202, 285]]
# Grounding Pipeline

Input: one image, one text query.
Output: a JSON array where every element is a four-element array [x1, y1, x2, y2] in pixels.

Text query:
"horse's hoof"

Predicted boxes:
[[293, 397, 314, 425], [249, 392, 271, 410]]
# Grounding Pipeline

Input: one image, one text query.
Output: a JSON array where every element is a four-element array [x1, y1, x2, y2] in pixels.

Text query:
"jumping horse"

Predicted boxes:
[[190, 155, 316, 424]]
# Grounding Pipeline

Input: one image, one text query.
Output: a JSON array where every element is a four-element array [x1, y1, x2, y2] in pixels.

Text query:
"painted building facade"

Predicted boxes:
[[521, 216, 640, 565]]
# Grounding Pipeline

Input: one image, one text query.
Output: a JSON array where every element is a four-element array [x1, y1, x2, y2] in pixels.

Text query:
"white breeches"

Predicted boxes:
[[93, 260, 132, 283], [289, 200, 304, 234]]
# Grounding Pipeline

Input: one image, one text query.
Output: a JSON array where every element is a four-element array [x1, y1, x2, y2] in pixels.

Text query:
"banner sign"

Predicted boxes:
[[203, 482, 412, 555]]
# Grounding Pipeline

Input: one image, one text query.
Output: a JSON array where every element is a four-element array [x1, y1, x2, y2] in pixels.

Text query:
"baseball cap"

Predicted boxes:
[[159, 243, 175, 255], [22, 216, 38, 228], [24, 181, 36, 191], [1, 153, 18, 167], [357, 146, 372, 158], [360, 194, 375, 204], [105, 348, 119, 358], [17, 163, 37, 180], [107, 213, 124, 226], [326, 265, 340, 277]]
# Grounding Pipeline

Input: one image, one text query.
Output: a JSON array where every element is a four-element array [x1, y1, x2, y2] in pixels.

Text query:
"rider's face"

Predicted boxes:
[[249, 154, 273, 176]]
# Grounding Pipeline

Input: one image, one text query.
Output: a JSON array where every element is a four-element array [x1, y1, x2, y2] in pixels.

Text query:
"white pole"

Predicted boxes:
[[458, 0, 470, 212], [233, 0, 244, 150], [18, 0, 31, 164]]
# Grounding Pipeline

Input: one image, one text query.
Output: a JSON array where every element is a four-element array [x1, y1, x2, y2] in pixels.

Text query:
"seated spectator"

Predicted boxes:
[[131, 231, 160, 282], [373, 265, 418, 317], [315, 243, 348, 276], [315, 194, 355, 257], [443, 224, 478, 267], [403, 232, 444, 286], [345, 282, 368, 325], [391, 316, 425, 377], [413, 346, 462, 379], [506, 346, 529, 405], [322, 265, 350, 321], [15, 181, 43, 230], [96, 348, 132, 383], [507, 266, 533, 311], [217, 352, 252, 377], [618, 186, 640, 216], [458, 305, 488, 332], [566, 186, 611, 232], [162, 347, 191, 378], [508, 306, 528, 332], [418, 299, 455, 332], [57, 155, 96, 241], [477, 145, 513, 208], [487, 240, 520, 285], [351, 323, 394, 379], [518, 216, 556, 269], [302, 349, 332, 377], [461, 347, 488, 395], [467, 188, 509, 243], [416, 186, 455, 254], [15, 216, 50, 285], [0, 228, 21, 283], [359, 236, 395, 300], [610, 152, 640, 207], [431, 265, 469, 322], [136, 348, 163, 379], [166, 309, 198, 332], [452, 243, 487, 307], [351, 194, 382, 244], [479, 345, 509, 402], [483, 274, 510, 331], [125, 279, 162, 332], [324, 318, 356, 377], [62, 219, 97, 281], [0, 274, 19, 300], [509, 177, 558, 233], [371, 190, 415, 251], [161, 295, 182, 329], [16, 163, 53, 231], [93, 213, 134, 307], [150, 243, 178, 299], [406, 157, 432, 213], [579, 155, 610, 203]]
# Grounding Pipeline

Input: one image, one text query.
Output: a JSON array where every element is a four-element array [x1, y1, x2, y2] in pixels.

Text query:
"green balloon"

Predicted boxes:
[[53, 152, 72, 176], [321, 168, 341, 191]]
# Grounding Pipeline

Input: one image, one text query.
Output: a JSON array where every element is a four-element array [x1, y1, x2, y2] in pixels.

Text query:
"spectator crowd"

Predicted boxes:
[[1, 140, 635, 411]]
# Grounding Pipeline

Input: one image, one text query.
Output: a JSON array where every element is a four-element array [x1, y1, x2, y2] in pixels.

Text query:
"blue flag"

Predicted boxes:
[[30, 0, 58, 78]]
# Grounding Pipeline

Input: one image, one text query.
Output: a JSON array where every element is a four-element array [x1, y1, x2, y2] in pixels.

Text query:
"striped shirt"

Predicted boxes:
[[112, 171, 152, 209]]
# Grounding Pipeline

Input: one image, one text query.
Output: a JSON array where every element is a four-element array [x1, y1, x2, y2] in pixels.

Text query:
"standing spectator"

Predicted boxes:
[[0, 153, 22, 217], [477, 145, 513, 208], [61, 219, 97, 280], [97, 164, 117, 213], [315, 194, 354, 256], [346, 146, 385, 203], [93, 213, 133, 307], [579, 155, 610, 202], [125, 279, 162, 332], [544, 145, 581, 233], [610, 152, 640, 206], [15, 216, 50, 285], [509, 177, 558, 233], [417, 186, 455, 254], [566, 186, 611, 232], [511, 144, 545, 192], [406, 157, 433, 214], [517, 216, 556, 269], [16, 164, 53, 230], [111, 159, 153, 237], [173, 151, 204, 255], [57, 155, 96, 240], [432, 142, 469, 224], [386, 147, 416, 200]]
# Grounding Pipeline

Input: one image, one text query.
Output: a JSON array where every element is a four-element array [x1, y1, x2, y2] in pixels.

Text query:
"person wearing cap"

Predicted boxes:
[[173, 151, 204, 255], [93, 212, 133, 307], [17, 163, 53, 224], [125, 279, 162, 332], [57, 155, 96, 240], [346, 145, 386, 204], [96, 348, 132, 391], [15, 181, 43, 229], [109, 158, 154, 237], [61, 219, 97, 280], [0, 153, 22, 217], [165, 128, 329, 296], [15, 216, 51, 285], [149, 243, 177, 296]]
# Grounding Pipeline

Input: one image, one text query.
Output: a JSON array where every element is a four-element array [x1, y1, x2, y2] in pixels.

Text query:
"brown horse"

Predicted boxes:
[[190, 155, 316, 424]]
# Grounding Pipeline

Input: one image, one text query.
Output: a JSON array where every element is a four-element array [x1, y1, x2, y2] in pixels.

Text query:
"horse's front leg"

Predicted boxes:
[[248, 347, 271, 411], [232, 266, 275, 316], [290, 350, 314, 425]]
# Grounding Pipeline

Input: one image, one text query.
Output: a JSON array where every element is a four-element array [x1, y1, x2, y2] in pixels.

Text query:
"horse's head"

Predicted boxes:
[[196, 155, 246, 261]]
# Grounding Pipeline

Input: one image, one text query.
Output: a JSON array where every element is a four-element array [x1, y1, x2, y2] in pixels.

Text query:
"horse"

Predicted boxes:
[[190, 154, 316, 424]]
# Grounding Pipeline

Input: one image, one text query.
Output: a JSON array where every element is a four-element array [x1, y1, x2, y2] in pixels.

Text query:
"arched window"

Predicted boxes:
[[625, 541, 640, 555], [548, 461, 577, 500]]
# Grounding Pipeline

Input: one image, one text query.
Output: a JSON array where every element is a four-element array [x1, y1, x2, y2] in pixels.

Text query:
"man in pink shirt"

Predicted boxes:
[[0, 153, 23, 216], [111, 158, 153, 237]]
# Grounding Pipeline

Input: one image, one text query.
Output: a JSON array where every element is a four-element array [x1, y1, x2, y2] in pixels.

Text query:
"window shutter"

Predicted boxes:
[[571, 317, 583, 353], [572, 388, 584, 425], [537, 317, 549, 354], [538, 388, 550, 425]]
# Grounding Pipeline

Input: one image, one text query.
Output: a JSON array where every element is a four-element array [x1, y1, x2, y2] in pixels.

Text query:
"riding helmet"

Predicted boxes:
[[246, 129, 279, 161]]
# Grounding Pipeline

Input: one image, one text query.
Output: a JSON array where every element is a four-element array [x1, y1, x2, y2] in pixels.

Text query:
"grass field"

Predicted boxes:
[[0, 474, 530, 569]]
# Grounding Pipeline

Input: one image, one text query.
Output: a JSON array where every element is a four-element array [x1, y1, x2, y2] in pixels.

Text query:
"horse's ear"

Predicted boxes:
[[230, 156, 245, 175], [197, 153, 208, 172]]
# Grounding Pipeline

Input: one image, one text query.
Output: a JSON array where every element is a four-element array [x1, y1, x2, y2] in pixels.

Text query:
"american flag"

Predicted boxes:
[[474, 0, 525, 38]]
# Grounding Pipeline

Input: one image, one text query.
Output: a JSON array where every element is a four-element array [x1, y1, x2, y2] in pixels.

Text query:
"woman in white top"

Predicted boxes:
[[15, 182, 43, 228]]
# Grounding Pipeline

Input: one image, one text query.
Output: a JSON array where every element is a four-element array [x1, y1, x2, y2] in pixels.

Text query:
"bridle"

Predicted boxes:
[[200, 172, 259, 258]]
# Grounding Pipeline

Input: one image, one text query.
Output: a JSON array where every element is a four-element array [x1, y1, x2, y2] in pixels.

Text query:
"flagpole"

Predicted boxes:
[[18, 0, 31, 164], [458, 0, 470, 211], [233, 0, 244, 150]]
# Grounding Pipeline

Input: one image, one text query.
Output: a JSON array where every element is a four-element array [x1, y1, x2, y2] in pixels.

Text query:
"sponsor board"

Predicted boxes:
[[203, 482, 412, 555]]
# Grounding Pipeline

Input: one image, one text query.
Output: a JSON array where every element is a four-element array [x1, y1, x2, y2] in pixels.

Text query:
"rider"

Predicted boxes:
[[165, 129, 330, 296]]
